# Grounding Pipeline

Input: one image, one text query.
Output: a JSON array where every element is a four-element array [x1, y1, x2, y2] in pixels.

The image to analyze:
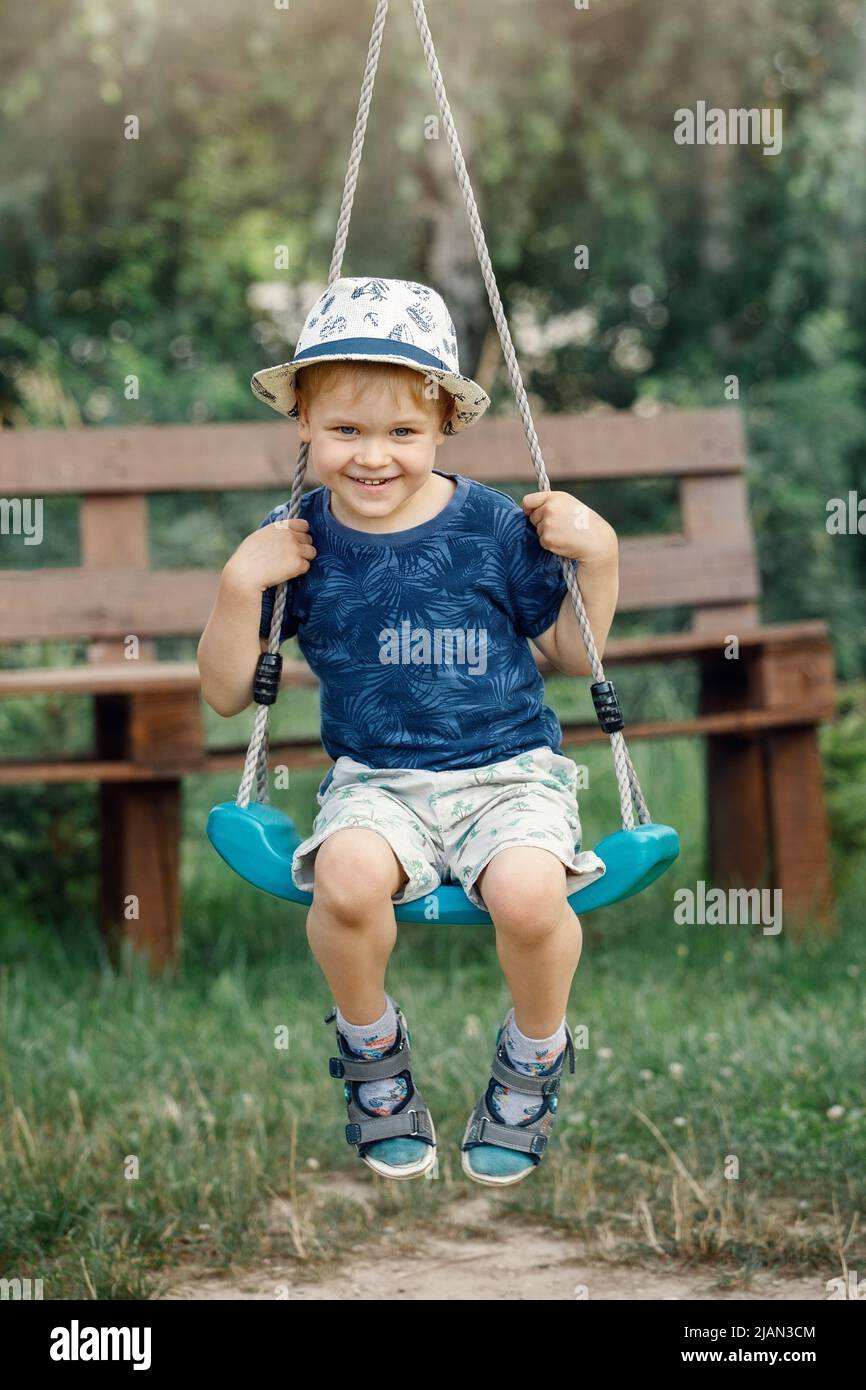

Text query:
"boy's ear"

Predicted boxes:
[[296, 399, 312, 440]]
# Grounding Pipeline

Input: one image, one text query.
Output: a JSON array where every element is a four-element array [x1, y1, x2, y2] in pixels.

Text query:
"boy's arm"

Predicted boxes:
[[197, 513, 316, 717], [197, 564, 270, 717], [520, 491, 619, 677], [532, 549, 619, 677]]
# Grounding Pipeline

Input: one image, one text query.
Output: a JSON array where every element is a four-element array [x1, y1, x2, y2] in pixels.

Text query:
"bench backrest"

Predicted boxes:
[[0, 407, 758, 650]]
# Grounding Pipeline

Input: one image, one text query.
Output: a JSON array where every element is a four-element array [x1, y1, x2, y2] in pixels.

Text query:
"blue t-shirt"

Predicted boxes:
[[258, 469, 572, 795]]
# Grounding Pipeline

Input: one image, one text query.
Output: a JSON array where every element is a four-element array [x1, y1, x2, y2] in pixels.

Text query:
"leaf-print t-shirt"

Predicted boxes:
[[258, 469, 572, 796]]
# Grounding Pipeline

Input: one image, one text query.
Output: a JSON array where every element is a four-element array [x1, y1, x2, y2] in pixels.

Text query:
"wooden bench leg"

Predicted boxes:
[[99, 780, 181, 974], [706, 734, 771, 888], [707, 729, 836, 938], [765, 726, 835, 936]]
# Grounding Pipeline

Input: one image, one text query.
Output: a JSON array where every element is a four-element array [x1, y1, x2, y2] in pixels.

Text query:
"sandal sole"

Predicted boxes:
[[361, 1117, 438, 1180], [461, 1146, 537, 1187]]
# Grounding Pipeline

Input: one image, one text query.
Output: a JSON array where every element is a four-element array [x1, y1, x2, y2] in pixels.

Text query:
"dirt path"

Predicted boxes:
[[161, 1178, 830, 1301]]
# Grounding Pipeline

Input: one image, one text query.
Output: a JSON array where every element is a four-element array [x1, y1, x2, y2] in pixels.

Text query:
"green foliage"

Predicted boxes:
[[822, 682, 866, 894], [0, 678, 98, 929], [746, 312, 866, 679]]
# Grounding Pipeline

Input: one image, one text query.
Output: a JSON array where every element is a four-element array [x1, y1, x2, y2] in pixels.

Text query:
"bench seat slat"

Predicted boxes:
[[0, 701, 836, 786]]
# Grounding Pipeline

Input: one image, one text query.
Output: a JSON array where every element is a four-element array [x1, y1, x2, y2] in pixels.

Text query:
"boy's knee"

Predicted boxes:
[[478, 848, 566, 931], [312, 828, 407, 917]]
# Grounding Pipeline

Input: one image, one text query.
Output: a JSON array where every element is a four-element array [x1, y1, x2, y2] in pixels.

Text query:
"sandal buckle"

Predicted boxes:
[[530, 1134, 547, 1155], [346, 1123, 362, 1145], [329, 1057, 345, 1078]]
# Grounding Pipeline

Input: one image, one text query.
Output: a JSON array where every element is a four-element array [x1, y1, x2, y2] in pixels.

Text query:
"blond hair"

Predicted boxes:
[[293, 360, 454, 431]]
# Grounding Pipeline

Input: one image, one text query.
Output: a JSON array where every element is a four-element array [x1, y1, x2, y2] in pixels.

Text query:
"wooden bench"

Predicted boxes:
[[0, 407, 836, 970]]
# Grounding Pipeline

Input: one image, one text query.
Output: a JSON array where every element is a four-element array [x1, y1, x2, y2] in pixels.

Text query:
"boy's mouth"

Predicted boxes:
[[347, 475, 399, 490]]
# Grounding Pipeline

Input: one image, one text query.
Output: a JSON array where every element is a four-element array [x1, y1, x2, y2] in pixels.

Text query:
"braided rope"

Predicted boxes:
[[236, 0, 390, 810], [237, 0, 650, 829]]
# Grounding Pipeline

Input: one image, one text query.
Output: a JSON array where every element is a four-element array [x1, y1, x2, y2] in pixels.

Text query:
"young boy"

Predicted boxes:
[[197, 277, 619, 1188]]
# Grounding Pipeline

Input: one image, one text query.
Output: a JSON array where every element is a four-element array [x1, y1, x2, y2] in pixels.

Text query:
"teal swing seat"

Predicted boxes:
[[207, 799, 679, 923], [206, 0, 680, 916]]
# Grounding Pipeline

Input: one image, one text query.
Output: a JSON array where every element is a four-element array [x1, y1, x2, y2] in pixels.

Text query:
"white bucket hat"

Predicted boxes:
[[250, 276, 491, 435]]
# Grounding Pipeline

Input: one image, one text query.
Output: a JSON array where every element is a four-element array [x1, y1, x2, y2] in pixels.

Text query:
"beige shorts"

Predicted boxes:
[[291, 744, 606, 912]]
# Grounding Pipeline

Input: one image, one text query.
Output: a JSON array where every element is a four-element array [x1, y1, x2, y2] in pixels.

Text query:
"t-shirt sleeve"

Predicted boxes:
[[502, 505, 571, 640], [257, 504, 299, 645]]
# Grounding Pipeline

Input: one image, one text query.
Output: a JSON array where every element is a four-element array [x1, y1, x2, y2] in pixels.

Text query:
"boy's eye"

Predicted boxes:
[[334, 426, 414, 437]]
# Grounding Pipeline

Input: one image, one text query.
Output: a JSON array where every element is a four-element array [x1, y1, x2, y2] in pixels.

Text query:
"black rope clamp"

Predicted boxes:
[[253, 651, 283, 706], [591, 680, 624, 734]]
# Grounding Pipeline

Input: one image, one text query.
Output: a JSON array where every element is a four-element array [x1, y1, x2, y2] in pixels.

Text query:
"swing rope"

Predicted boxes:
[[237, 0, 651, 831]]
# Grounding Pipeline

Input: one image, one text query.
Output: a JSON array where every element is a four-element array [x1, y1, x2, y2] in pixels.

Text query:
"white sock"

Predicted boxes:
[[489, 1008, 567, 1126], [335, 994, 409, 1117]]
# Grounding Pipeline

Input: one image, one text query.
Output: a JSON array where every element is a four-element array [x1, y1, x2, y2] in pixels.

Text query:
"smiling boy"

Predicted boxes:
[[197, 277, 619, 1187]]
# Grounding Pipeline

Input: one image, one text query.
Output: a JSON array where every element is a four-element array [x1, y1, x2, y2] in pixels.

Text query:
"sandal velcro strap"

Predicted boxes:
[[490, 1050, 562, 1095], [489, 1021, 577, 1094], [463, 1112, 548, 1156], [329, 1049, 409, 1082], [345, 1107, 434, 1147]]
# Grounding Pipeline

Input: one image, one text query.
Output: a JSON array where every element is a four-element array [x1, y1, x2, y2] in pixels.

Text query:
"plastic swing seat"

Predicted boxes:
[[206, 800, 680, 924]]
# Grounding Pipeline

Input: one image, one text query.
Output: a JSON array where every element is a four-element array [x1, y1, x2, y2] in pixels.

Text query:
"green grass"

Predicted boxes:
[[1, 674, 865, 1298]]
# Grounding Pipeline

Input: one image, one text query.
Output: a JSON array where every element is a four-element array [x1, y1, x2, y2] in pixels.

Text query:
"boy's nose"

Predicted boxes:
[[354, 446, 392, 464]]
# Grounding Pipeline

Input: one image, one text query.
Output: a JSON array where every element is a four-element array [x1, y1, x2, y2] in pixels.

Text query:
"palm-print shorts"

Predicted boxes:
[[291, 744, 606, 912]]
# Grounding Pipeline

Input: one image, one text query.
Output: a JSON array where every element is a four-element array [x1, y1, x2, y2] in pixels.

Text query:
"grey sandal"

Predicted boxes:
[[324, 1002, 437, 1180], [461, 1015, 576, 1186]]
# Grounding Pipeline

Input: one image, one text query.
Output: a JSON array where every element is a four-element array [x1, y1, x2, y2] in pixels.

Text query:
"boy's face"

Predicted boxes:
[[296, 374, 452, 526]]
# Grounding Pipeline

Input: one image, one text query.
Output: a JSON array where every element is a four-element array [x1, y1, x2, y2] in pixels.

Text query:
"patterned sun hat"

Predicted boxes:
[[250, 276, 491, 435]]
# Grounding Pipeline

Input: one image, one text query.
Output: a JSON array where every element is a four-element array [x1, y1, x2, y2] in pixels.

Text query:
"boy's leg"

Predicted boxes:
[[469, 846, 578, 1141], [305, 826, 409, 1022], [306, 826, 436, 1170], [475, 846, 581, 1037]]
